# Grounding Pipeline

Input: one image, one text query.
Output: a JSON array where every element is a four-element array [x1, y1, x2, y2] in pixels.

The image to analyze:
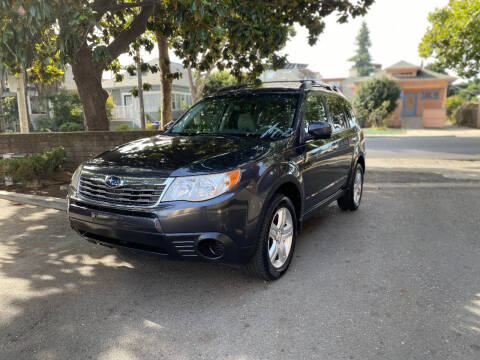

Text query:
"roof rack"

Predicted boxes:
[[214, 80, 339, 94]]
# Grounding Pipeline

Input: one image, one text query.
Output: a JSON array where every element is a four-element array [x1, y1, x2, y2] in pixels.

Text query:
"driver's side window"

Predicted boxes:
[[303, 92, 328, 135]]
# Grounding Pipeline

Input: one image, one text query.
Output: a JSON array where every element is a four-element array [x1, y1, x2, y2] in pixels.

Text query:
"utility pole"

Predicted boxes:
[[136, 49, 146, 130]]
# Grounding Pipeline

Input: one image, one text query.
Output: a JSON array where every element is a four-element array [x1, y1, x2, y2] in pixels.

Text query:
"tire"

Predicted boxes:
[[246, 194, 297, 280], [338, 163, 364, 211]]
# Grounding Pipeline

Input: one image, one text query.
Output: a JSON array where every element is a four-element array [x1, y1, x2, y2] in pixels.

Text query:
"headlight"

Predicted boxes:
[[71, 165, 83, 191], [162, 169, 241, 202]]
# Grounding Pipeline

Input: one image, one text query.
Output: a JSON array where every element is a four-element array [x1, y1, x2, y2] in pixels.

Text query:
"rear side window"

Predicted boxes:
[[341, 98, 357, 128], [324, 95, 347, 132], [303, 92, 329, 134]]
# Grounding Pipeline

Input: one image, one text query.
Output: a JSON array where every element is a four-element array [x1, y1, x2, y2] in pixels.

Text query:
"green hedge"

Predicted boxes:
[[0, 147, 67, 184]]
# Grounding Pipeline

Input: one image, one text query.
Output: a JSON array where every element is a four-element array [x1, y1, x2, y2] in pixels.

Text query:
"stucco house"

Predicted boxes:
[[101, 59, 193, 129], [323, 61, 456, 128]]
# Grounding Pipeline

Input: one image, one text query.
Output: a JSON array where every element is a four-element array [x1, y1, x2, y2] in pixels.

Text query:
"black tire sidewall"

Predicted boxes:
[[351, 163, 364, 210]]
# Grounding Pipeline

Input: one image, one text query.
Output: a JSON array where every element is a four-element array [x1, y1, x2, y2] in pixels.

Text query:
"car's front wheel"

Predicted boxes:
[[247, 194, 297, 280], [338, 163, 364, 211]]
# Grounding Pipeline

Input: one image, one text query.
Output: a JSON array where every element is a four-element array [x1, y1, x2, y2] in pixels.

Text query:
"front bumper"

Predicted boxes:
[[67, 189, 257, 265]]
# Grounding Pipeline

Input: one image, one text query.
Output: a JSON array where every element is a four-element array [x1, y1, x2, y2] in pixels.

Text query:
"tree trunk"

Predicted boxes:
[[0, 96, 4, 133], [157, 34, 172, 128], [187, 66, 199, 103], [136, 49, 146, 130], [0, 67, 5, 133], [71, 48, 109, 131], [187, 65, 214, 104], [17, 70, 29, 133]]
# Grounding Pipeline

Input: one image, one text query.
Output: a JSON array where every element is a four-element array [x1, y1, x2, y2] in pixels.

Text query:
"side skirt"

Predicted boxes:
[[301, 188, 346, 223]]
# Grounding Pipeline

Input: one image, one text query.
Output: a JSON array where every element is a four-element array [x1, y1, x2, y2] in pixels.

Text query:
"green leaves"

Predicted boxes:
[[352, 76, 401, 127], [349, 22, 374, 77], [419, 0, 480, 78], [155, 0, 373, 82]]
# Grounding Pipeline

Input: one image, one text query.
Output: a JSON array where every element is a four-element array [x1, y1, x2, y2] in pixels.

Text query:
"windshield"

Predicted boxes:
[[170, 93, 299, 138]]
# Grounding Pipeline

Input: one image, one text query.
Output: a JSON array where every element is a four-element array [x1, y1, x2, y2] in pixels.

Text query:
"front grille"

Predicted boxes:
[[78, 172, 169, 207]]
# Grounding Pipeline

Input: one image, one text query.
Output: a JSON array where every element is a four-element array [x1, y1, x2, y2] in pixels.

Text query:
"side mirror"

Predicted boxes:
[[308, 122, 332, 139]]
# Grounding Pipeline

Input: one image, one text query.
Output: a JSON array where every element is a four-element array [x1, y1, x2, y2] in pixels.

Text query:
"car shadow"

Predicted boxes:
[[0, 200, 343, 359]]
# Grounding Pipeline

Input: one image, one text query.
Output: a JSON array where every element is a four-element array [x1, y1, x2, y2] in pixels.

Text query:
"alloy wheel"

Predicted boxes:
[[268, 207, 294, 268]]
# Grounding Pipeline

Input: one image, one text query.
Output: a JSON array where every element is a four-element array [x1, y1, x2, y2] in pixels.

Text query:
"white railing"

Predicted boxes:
[[111, 100, 160, 128]]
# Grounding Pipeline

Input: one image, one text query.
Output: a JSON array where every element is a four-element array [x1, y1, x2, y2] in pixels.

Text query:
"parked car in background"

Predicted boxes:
[[67, 80, 365, 280]]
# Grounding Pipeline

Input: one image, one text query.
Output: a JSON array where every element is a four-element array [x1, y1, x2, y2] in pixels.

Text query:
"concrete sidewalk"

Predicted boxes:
[[0, 190, 66, 211], [365, 127, 480, 137]]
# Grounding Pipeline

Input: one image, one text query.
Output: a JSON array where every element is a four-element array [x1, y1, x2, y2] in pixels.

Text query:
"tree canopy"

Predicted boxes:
[[419, 0, 480, 78], [349, 21, 374, 77], [202, 71, 237, 97], [1, 0, 374, 131]]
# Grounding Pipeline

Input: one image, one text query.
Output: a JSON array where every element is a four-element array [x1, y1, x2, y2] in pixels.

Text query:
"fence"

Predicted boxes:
[[456, 103, 480, 128]]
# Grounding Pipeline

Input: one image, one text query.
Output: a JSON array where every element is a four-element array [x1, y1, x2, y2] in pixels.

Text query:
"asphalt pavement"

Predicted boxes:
[[0, 136, 479, 360], [366, 136, 480, 160]]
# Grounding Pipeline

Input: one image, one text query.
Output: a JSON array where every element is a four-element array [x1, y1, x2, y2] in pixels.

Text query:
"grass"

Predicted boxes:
[[362, 127, 403, 135]]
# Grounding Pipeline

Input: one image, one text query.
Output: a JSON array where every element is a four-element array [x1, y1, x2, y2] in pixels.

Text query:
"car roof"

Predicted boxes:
[[209, 87, 301, 97], [208, 86, 347, 102], [207, 80, 345, 98]]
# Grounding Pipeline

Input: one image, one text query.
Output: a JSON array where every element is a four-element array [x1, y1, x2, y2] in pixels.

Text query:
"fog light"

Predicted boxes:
[[197, 239, 225, 259]]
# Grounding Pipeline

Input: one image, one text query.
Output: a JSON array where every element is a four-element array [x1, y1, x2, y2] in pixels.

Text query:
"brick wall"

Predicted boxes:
[[0, 131, 161, 169]]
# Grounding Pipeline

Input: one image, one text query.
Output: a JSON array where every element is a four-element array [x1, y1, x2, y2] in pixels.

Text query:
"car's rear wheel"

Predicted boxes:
[[246, 194, 296, 280], [338, 163, 364, 211]]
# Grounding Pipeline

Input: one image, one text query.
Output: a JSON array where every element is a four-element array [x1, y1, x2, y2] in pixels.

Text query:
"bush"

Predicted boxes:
[[202, 71, 237, 96], [1, 96, 19, 132], [352, 76, 401, 127], [36, 116, 56, 132], [59, 122, 84, 132], [446, 96, 462, 121], [35, 90, 84, 131], [0, 147, 67, 184], [115, 124, 135, 131], [145, 122, 158, 130], [106, 95, 114, 123]]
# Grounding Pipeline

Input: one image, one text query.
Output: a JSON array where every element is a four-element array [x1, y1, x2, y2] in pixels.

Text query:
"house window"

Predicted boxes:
[[421, 90, 440, 100], [123, 94, 132, 106], [144, 93, 158, 110], [171, 93, 191, 111]]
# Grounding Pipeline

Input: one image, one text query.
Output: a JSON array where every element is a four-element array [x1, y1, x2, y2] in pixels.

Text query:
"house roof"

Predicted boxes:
[[385, 60, 419, 70], [383, 60, 456, 81]]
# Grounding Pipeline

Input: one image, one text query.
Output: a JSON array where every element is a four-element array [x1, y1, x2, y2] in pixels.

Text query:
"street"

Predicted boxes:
[[367, 136, 480, 160], [1, 136, 480, 360]]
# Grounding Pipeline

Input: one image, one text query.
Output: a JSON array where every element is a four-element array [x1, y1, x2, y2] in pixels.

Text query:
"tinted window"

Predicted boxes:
[[170, 93, 298, 138], [341, 98, 357, 128], [325, 95, 347, 131], [303, 93, 328, 134]]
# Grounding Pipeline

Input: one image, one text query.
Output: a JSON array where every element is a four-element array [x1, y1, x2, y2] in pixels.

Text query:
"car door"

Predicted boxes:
[[299, 91, 341, 212], [323, 93, 355, 193]]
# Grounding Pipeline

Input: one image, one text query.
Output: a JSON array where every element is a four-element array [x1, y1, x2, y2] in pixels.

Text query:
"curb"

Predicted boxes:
[[0, 190, 66, 211]]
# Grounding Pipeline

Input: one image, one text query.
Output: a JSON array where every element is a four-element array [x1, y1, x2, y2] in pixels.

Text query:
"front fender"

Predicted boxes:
[[254, 160, 304, 225]]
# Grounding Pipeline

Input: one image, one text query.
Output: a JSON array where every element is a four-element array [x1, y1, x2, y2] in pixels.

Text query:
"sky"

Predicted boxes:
[[279, 0, 450, 78], [125, 0, 451, 79]]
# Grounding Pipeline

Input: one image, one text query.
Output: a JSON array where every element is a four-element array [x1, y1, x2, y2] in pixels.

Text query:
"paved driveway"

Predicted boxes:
[[1, 136, 480, 359]]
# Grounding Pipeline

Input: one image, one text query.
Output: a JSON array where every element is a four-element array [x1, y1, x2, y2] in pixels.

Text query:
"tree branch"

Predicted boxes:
[[102, 5, 154, 70]]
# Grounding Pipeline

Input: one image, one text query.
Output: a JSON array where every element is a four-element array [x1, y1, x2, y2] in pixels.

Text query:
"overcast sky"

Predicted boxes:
[[126, 0, 452, 79]]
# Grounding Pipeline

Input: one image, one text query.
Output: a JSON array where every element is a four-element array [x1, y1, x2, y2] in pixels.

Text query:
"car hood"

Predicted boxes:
[[83, 134, 272, 177]]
